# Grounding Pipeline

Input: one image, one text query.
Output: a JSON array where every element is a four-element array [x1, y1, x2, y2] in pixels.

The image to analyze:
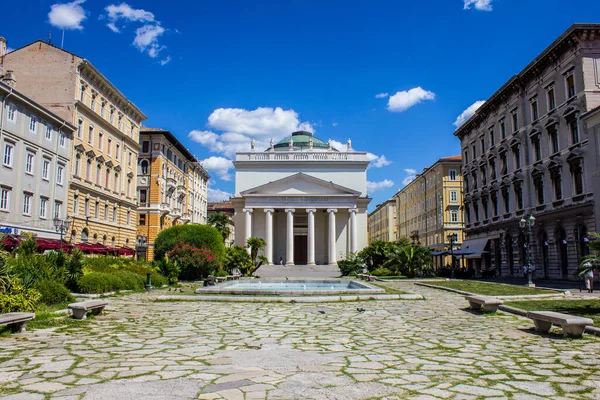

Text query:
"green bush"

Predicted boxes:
[[150, 272, 168, 287], [223, 246, 253, 275], [114, 271, 145, 291], [338, 253, 363, 276], [371, 267, 394, 277], [33, 280, 74, 306], [153, 225, 225, 262], [0, 279, 41, 313], [77, 270, 150, 294], [167, 244, 218, 280], [155, 256, 180, 285]]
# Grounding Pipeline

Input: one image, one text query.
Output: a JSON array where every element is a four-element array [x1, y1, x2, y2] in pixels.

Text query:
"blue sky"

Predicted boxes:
[[3, 0, 600, 209]]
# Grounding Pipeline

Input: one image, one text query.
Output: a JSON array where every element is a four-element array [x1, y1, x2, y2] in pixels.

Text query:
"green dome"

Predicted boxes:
[[273, 131, 331, 150]]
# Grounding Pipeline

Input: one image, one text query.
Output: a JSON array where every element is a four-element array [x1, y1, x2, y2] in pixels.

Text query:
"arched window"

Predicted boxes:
[[111, 237, 116, 247], [93, 233, 98, 244], [140, 160, 149, 175], [102, 235, 107, 246], [81, 228, 89, 243]]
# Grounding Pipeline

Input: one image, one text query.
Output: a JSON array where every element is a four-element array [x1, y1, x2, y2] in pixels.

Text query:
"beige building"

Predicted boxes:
[[368, 199, 397, 243], [454, 24, 600, 279], [207, 202, 235, 247], [394, 156, 464, 260], [137, 128, 210, 260], [1, 40, 146, 249]]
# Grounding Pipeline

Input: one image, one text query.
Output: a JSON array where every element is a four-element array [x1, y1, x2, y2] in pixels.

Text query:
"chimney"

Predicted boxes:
[[2, 70, 16, 88], [0, 37, 6, 57]]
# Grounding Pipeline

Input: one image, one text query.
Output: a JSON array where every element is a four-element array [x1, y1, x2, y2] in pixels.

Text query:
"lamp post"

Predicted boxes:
[[53, 216, 72, 251], [447, 233, 458, 279], [519, 214, 536, 287]]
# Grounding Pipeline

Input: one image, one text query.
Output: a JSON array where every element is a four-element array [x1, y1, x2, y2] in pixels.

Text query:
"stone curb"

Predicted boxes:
[[153, 293, 424, 303], [414, 282, 566, 299], [418, 282, 600, 337]]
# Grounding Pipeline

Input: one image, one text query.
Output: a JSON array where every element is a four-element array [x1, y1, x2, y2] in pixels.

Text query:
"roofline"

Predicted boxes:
[[393, 155, 463, 196], [0, 81, 76, 131], [582, 104, 600, 120], [368, 198, 396, 217], [453, 23, 600, 138]]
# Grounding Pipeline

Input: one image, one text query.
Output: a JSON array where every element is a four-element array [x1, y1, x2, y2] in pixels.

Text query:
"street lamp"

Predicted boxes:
[[53, 216, 72, 251], [519, 214, 536, 287], [447, 233, 458, 279]]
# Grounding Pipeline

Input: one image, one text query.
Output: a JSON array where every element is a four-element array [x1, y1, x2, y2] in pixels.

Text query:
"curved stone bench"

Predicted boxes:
[[465, 295, 503, 313], [68, 300, 108, 320], [0, 312, 35, 333], [527, 311, 593, 337]]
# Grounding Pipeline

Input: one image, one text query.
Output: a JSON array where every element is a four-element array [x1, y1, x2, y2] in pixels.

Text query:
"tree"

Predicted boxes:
[[153, 224, 225, 262], [207, 212, 231, 243], [246, 237, 267, 274], [577, 232, 600, 275], [223, 246, 253, 276], [167, 244, 217, 280]]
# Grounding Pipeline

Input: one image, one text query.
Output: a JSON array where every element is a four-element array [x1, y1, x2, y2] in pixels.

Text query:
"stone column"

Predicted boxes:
[[285, 208, 295, 266], [243, 208, 253, 253], [264, 208, 274, 265], [349, 208, 358, 254], [306, 208, 316, 266], [328, 209, 338, 265]]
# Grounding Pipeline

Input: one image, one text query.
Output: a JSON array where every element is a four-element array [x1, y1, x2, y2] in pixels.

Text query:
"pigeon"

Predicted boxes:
[[318, 310, 326, 314], [357, 308, 366, 313]]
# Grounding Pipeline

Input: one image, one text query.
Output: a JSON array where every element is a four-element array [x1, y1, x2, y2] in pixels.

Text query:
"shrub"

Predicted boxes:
[[0, 279, 41, 313], [154, 225, 225, 262], [215, 268, 229, 277], [150, 272, 168, 287], [156, 256, 180, 285], [338, 253, 363, 276], [167, 244, 217, 280], [223, 246, 253, 275], [371, 267, 394, 277], [34, 280, 74, 306], [114, 271, 146, 291]]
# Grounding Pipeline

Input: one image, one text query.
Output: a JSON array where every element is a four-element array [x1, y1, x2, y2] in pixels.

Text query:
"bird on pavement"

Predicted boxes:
[[357, 308, 366, 313]]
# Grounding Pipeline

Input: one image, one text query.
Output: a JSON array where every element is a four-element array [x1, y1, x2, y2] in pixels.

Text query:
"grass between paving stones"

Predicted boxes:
[[0, 304, 93, 337], [425, 280, 560, 296], [505, 299, 600, 327]]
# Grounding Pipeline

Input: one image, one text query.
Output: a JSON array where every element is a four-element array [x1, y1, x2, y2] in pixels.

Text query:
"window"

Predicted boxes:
[[88, 126, 93, 144], [128, 151, 132, 166], [513, 146, 521, 169], [79, 83, 85, 101], [98, 132, 104, 150], [29, 116, 37, 133], [108, 138, 112, 153], [449, 170, 457, 181], [534, 176, 544, 205], [547, 86, 556, 111], [511, 109, 519, 132], [530, 97, 539, 121], [74, 195, 79, 215], [500, 119, 506, 139], [94, 202, 99, 219], [45, 125, 52, 140], [42, 159, 50, 180], [472, 144, 476, 159], [464, 149, 469, 164], [489, 159, 496, 181], [57, 165, 64, 184], [59, 132, 66, 147], [74, 155, 81, 177], [549, 125, 559, 154], [25, 153, 34, 174], [126, 210, 131, 225], [100, 101, 106, 117], [110, 108, 114, 124], [23, 194, 31, 215], [569, 119, 579, 144], [105, 168, 110, 188], [551, 169, 562, 200], [566, 72, 575, 98], [3, 143, 13, 166], [480, 137, 485, 154], [572, 163, 584, 195], [450, 210, 458, 223], [90, 95, 96, 111], [127, 178, 132, 197], [39, 197, 47, 219], [114, 172, 119, 192], [450, 190, 458, 203], [84, 198, 90, 216], [491, 193, 498, 216], [142, 141, 150, 153], [116, 143, 120, 160], [112, 207, 117, 223], [104, 204, 109, 221], [118, 116, 122, 130], [502, 187, 510, 213], [6, 103, 16, 123], [54, 201, 62, 219], [489, 128, 495, 147], [139, 189, 147, 203], [0, 188, 9, 210], [86, 159, 92, 181], [500, 152, 507, 175], [532, 136, 542, 162], [96, 164, 102, 185], [140, 160, 149, 174], [77, 119, 83, 138], [139, 213, 146, 226], [515, 183, 523, 210]]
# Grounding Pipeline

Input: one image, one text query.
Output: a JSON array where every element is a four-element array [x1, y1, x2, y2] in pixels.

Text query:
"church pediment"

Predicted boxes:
[[240, 172, 361, 197]]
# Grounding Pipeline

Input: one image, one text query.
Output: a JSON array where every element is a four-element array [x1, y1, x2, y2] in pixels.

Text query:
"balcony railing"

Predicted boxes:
[[236, 151, 369, 162]]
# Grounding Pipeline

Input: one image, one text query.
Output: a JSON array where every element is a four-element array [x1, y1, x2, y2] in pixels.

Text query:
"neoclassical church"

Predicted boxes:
[[232, 131, 371, 265]]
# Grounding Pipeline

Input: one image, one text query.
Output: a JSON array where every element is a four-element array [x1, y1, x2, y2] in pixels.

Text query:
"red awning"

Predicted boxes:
[[118, 247, 136, 256], [36, 238, 71, 251], [75, 242, 109, 254], [0, 235, 21, 250]]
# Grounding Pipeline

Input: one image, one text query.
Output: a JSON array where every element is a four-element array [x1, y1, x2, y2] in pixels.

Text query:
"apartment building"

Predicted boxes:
[[367, 199, 397, 243], [207, 201, 235, 247], [0, 79, 75, 240], [394, 156, 464, 260], [1, 40, 146, 249], [137, 128, 210, 260], [453, 24, 600, 279]]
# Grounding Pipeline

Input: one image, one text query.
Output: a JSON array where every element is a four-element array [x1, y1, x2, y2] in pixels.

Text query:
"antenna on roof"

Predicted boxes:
[[61, 29, 65, 49], [48, 30, 52, 45]]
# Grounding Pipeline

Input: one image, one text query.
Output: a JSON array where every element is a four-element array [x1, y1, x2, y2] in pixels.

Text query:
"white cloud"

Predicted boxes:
[[375, 93, 389, 99], [201, 156, 234, 181], [453, 100, 485, 128], [107, 22, 120, 33], [464, 0, 493, 11], [48, 0, 87, 30], [332, 122, 339, 127], [402, 168, 417, 186], [190, 107, 314, 158], [160, 56, 172, 66], [366, 153, 392, 168], [105, 3, 155, 23], [329, 139, 345, 152], [134, 24, 165, 58], [208, 188, 233, 202], [387, 87, 435, 112], [367, 180, 394, 193]]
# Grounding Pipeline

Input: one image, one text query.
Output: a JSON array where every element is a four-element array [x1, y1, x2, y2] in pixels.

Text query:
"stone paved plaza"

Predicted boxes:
[[1, 282, 599, 400]]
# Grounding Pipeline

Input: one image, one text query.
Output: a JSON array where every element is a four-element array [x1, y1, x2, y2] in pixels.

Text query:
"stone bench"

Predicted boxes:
[[527, 311, 593, 337], [465, 295, 503, 313], [0, 312, 35, 333], [225, 275, 241, 281], [216, 276, 227, 283], [68, 300, 108, 320]]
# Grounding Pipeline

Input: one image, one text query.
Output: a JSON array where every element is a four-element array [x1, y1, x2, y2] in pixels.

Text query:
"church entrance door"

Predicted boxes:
[[294, 236, 308, 265]]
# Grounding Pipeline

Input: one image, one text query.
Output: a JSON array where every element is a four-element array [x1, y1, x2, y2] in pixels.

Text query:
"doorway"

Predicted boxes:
[[294, 236, 307, 265]]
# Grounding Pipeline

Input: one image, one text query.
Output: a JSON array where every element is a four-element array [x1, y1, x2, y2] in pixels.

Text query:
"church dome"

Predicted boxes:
[[273, 131, 333, 151]]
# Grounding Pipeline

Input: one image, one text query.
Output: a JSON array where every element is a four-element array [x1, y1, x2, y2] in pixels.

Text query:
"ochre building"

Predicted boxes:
[[367, 199, 397, 243]]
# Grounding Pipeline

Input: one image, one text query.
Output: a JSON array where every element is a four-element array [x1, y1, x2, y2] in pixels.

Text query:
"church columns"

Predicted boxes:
[[306, 208, 316, 266], [328, 208, 338, 265], [349, 208, 358, 254], [243, 208, 253, 253], [285, 208, 295, 266], [264, 208, 274, 265]]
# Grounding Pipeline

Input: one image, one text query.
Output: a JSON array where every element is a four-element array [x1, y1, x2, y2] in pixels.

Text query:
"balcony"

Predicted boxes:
[[177, 184, 186, 197], [171, 208, 182, 219], [181, 212, 191, 223], [160, 202, 170, 214], [166, 177, 176, 193]]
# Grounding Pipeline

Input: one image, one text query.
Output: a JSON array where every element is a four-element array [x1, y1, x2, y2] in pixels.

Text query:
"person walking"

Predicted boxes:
[[584, 263, 594, 293]]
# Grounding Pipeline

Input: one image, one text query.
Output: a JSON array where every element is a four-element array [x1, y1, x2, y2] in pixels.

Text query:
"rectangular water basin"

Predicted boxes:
[[195, 279, 385, 296]]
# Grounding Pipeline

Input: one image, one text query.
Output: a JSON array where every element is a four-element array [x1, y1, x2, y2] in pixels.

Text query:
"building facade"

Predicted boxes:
[[368, 199, 397, 243], [232, 131, 371, 266], [137, 128, 210, 260], [1, 40, 146, 249], [207, 202, 235, 247], [0, 80, 75, 239], [394, 156, 465, 261], [583, 106, 600, 227], [454, 24, 600, 279]]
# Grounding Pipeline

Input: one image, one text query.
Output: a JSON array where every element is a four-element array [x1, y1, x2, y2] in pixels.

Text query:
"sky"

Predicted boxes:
[[3, 0, 600, 209]]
